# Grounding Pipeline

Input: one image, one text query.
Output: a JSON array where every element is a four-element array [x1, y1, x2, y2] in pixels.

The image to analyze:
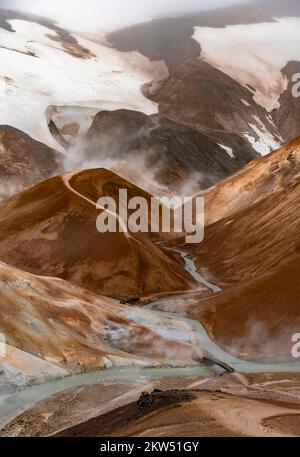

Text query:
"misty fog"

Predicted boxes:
[[0, 0, 249, 31]]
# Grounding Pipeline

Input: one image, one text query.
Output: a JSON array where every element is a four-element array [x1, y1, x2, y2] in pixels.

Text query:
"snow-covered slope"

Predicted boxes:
[[193, 18, 300, 112], [192, 18, 300, 154], [0, 18, 168, 150]]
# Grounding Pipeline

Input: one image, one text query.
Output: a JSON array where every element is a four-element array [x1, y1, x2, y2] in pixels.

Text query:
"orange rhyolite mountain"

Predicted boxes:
[[186, 259, 300, 361], [0, 168, 194, 299], [189, 137, 300, 287], [199, 137, 300, 226], [0, 262, 195, 379], [166, 138, 300, 361]]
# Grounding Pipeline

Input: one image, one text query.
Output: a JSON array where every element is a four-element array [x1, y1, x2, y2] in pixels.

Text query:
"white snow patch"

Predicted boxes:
[[251, 114, 269, 131], [251, 114, 283, 144], [47, 105, 100, 144], [218, 143, 235, 158], [193, 18, 300, 111], [244, 120, 281, 155], [244, 134, 268, 155], [0, 19, 168, 150], [267, 114, 277, 129], [0, 76, 7, 98], [241, 99, 251, 107]]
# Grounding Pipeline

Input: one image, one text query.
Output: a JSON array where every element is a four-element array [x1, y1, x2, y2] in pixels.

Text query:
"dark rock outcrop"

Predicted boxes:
[[0, 126, 62, 201], [272, 61, 300, 142], [82, 108, 254, 192]]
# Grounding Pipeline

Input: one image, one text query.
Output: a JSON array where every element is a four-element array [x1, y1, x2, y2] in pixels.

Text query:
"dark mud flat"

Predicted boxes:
[[3, 373, 300, 437], [54, 390, 236, 437], [54, 389, 300, 437]]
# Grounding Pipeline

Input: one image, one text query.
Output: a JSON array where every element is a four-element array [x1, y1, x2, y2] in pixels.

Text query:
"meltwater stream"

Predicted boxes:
[[142, 246, 300, 374], [0, 247, 227, 431], [164, 246, 222, 293], [0, 247, 299, 431], [0, 365, 220, 431]]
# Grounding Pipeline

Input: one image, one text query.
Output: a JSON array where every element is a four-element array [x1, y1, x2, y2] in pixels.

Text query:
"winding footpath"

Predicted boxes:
[[62, 171, 130, 236]]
